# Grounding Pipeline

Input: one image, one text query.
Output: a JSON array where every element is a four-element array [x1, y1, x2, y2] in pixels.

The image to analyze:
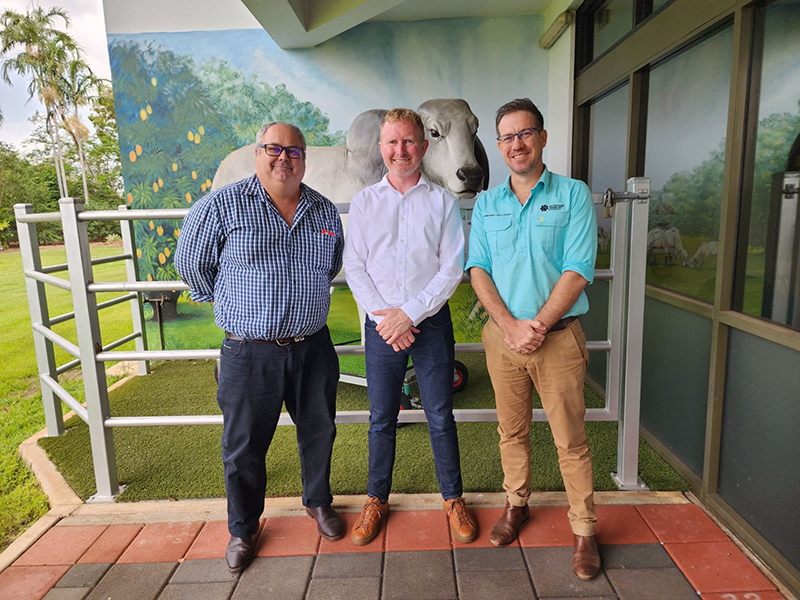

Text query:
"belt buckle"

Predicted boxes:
[[294, 336, 305, 343], [275, 338, 290, 347]]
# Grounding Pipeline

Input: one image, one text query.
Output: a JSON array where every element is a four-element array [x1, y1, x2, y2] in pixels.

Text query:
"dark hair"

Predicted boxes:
[[495, 98, 544, 135]]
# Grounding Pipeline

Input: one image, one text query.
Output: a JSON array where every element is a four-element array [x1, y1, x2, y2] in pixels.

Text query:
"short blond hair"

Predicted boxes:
[[381, 108, 425, 140]]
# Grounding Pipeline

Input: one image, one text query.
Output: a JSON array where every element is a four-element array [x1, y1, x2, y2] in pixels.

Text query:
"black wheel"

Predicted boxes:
[[453, 360, 468, 393], [397, 392, 413, 428]]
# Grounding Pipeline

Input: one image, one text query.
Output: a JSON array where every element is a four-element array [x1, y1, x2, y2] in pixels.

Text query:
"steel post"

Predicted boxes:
[[60, 197, 119, 500], [612, 177, 650, 491], [119, 206, 150, 374], [14, 204, 64, 436]]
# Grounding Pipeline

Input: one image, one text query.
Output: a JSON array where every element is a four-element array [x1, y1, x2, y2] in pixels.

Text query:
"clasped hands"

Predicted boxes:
[[503, 318, 548, 354], [372, 308, 419, 352]]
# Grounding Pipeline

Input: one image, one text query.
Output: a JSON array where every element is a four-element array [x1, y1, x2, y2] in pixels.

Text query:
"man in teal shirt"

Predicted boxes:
[[466, 98, 600, 579]]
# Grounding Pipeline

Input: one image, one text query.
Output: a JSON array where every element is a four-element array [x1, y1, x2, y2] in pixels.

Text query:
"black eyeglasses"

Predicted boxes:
[[496, 128, 542, 145], [258, 143, 306, 159]]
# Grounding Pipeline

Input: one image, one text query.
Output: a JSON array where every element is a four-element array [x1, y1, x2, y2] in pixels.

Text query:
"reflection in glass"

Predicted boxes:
[[593, 0, 634, 58], [587, 83, 629, 269], [643, 25, 734, 302], [739, 1, 800, 331]]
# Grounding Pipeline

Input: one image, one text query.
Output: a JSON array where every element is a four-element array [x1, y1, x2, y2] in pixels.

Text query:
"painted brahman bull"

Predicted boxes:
[[211, 98, 489, 203]]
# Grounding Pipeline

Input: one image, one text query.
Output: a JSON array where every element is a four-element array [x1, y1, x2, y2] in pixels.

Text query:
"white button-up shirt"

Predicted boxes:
[[343, 174, 465, 326]]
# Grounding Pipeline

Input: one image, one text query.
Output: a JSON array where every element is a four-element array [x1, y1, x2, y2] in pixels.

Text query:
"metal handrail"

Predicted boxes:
[[15, 211, 61, 223], [77, 209, 190, 221], [50, 293, 138, 326], [24, 269, 71, 291], [40, 374, 88, 423], [31, 322, 80, 358]]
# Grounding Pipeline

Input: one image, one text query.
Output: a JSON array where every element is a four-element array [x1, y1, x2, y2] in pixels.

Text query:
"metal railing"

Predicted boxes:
[[15, 177, 650, 501]]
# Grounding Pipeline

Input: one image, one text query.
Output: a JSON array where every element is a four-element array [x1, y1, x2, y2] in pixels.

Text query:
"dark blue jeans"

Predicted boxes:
[[217, 326, 339, 537], [364, 303, 462, 503]]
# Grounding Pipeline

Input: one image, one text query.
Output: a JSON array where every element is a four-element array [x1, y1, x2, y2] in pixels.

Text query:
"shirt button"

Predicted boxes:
[[539, 217, 543, 222], [400, 239, 404, 243], [399, 260, 403, 264]]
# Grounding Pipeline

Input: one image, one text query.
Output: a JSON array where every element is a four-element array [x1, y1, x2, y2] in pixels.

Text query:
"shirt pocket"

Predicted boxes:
[[534, 211, 569, 261], [308, 233, 336, 273], [484, 215, 514, 264]]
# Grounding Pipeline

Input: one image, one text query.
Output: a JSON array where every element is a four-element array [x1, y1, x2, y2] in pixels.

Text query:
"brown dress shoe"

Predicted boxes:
[[351, 496, 388, 546], [225, 532, 259, 573], [489, 501, 530, 546], [444, 497, 478, 543], [573, 534, 601, 580], [306, 505, 344, 541]]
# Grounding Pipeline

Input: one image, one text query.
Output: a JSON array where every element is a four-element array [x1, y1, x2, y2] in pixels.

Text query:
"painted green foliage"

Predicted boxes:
[[109, 40, 345, 285]]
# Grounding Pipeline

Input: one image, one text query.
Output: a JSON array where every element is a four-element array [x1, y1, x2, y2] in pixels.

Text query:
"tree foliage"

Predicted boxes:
[[109, 40, 344, 286], [649, 101, 800, 247]]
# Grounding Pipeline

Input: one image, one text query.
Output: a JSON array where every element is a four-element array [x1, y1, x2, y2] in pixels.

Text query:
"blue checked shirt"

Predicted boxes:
[[175, 174, 344, 340]]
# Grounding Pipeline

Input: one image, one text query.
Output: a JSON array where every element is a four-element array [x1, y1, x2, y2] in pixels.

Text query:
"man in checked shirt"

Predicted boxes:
[[175, 122, 345, 573], [343, 108, 478, 546]]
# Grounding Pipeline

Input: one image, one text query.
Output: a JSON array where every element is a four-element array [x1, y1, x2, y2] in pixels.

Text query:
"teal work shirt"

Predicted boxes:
[[465, 168, 597, 320]]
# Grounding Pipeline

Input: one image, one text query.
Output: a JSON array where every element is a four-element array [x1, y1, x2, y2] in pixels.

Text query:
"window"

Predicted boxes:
[[734, 0, 800, 330]]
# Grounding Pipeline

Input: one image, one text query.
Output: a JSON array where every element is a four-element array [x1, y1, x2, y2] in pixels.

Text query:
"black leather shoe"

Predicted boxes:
[[226, 533, 259, 573], [306, 505, 345, 541]]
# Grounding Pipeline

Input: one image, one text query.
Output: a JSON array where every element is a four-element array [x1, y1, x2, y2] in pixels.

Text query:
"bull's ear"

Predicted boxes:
[[474, 137, 490, 190]]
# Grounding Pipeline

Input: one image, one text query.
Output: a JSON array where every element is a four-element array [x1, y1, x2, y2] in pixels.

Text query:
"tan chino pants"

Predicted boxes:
[[482, 317, 597, 536]]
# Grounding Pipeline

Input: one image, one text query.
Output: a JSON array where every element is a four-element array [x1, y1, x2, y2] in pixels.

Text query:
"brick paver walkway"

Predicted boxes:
[[0, 503, 788, 600]]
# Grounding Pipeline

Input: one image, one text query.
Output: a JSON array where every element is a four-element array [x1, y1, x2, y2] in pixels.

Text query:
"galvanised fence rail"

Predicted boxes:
[[14, 177, 650, 501]]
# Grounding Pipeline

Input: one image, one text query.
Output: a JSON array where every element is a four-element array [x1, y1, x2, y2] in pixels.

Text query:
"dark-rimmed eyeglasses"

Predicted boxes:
[[496, 128, 542, 145], [258, 143, 306, 159]]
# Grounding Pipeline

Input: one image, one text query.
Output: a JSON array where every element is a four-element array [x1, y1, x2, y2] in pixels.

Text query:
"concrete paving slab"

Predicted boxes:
[[158, 582, 237, 600], [456, 570, 535, 600], [170, 558, 239, 584], [383, 550, 456, 600], [54, 563, 111, 588], [453, 546, 527, 572], [599, 543, 675, 570], [305, 577, 382, 600], [231, 556, 313, 600], [523, 546, 615, 598], [117, 522, 202, 563], [78, 524, 142, 564], [43, 588, 91, 600], [606, 566, 698, 599], [85, 562, 177, 600], [0, 565, 70, 600], [312, 552, 383, 579], [14, 526, 106, 566]]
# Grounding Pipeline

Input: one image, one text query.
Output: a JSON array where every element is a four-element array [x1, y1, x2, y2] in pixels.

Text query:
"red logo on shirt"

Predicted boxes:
[[321, 229, 337, 237]]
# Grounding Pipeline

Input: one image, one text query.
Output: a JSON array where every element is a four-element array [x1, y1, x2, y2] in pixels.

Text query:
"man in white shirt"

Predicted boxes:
[[343, 108, 477, 546]]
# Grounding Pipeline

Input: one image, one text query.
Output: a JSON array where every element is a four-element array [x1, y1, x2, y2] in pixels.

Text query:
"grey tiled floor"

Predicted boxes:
[[45, 543, 701, 600]]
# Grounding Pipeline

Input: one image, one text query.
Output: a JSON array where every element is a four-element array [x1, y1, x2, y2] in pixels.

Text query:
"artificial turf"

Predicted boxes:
[[39, 347, 689, 501]]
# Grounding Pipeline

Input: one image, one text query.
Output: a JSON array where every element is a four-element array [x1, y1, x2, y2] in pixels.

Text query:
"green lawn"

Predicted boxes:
[[0, 244, 136, 552], [39, 358, 689, 502]]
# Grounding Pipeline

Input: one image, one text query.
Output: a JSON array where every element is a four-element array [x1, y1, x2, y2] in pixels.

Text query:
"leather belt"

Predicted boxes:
[[225, 332, 306, 346], [548, 316, 577, 333]]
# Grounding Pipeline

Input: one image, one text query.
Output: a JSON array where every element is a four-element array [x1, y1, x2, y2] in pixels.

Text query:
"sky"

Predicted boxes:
[[0, 0, 111, 149]]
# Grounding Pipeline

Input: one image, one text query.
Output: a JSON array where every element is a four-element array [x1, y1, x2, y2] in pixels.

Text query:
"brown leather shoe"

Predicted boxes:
[[489, 501, 529, 546], [306, 505, 344, 541], [444, 497, 478, 543], [225, 532, 259, 573], [573, 534, 601, 580], [351, 496, 388, 546]]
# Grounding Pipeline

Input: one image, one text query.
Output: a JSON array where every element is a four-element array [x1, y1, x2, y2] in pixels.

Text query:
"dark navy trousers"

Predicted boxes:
[[217, 326, 339, 537]]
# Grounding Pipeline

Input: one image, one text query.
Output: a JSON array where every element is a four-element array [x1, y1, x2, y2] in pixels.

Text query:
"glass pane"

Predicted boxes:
[[593, 0, 634, 58], [583, 83, 629, 391], [643, 24, 734, 302], [738, 0, 800, 331], [587, 83, 629, 270]]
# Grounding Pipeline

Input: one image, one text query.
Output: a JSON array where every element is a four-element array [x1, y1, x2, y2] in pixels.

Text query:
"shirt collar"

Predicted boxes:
[[502, 165, 552, 200], [245, 173, 316, 206], [376, 171, 432, 194]]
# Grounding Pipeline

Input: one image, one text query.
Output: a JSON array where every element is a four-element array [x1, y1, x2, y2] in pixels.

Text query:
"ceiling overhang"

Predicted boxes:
[[241, 0, 563, 49]]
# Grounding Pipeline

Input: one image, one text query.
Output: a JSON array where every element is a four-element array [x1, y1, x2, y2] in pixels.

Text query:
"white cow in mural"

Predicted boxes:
[[689, 240, 719, 269], [647, 226, 689, 266], [211, 98, 489, 204]]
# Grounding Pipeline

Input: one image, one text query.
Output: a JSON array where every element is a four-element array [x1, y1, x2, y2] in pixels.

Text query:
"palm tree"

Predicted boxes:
[[56, 57, 103, 202], [0, 6, 78, 198]]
